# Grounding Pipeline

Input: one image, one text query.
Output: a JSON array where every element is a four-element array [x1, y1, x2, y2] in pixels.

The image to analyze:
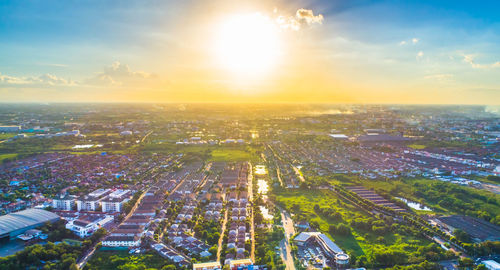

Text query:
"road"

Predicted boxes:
[[217, 208, 229, 261], [140, 130, 153, 143], [248, 163, 255, 262], [280, 209, 296, 270], [292, 166, 305, 182]]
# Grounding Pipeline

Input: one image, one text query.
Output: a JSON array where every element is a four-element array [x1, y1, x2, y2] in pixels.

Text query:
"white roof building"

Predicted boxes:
[[483, 260, 500, 270]]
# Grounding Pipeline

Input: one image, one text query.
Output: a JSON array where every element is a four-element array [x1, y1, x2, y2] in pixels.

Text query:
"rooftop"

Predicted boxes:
[[0, 209, 60, 236]]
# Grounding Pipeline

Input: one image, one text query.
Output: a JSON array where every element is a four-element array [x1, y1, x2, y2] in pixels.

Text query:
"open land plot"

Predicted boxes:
[[274, 189, 433, 259], [84, 249, 172, 270], [361, 178, 500, 224]]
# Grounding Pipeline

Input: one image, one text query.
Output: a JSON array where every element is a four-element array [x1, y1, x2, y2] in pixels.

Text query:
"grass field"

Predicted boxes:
[[275, 189, 431, 258], [361, 178, 500, 220], [407, 144, 426, 149], [0, 153, 18, 164], [84, 249, 170, 270], [209, 147, 259, 162], [0, 133, 16, 141]]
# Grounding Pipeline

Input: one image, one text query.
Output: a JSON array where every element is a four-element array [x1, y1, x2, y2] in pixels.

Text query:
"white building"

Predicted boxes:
[[52, 194, 76, 211], [102, 190, 132, 213], [483, 260, 500, 270], [102, 235, 141, 247], [66, 215, 113, 238], [0, 126, 21, 132], [76, 189, 110, 211]]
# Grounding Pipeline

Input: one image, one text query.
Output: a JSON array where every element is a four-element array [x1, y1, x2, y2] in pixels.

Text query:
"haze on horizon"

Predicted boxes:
[[0, 0, 499, 105]]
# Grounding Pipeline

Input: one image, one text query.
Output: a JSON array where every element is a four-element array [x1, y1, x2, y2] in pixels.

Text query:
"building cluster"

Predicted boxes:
[[51, 188, 133, 238], [294, 232, 349, 269], [266, 136, 499, 187]]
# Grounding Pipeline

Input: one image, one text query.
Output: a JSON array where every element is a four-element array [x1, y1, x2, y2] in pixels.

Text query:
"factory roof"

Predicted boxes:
[[0, 209, 59, 236]]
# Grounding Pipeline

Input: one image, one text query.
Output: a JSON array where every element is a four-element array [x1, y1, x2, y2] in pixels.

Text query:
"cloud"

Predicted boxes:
[[86, 61, 153, 86], [399, 38, 419, 46], [0, 72, 75, 86], [296, 9, 324, 25], [416, 51, 424, 59], [275, 8, 324, 31], [462, 54, 500, 69], [1, 61, 152, 89]]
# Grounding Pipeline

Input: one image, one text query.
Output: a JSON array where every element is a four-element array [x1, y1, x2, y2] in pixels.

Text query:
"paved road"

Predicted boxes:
[[249, 163, 255, 262], [280, 209, 296, 270], [217, 207, 229, 261], [292, 166, 305, 182]]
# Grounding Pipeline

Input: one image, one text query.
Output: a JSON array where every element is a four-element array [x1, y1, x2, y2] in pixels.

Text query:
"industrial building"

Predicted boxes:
[[0, 209, 60, 240], [294, 232, 349, 268], [483, 260, 500, 270]]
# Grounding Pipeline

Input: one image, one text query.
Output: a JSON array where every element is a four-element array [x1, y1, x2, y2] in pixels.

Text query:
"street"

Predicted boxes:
[[280, 209, 296, 270]]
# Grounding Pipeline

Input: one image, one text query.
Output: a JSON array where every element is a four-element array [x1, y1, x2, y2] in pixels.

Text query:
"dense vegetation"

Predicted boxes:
[[0, 242, 81, 270], [275, 189, 452, 268], [84, 250, 179, 270], [362, 178, 500, 225]]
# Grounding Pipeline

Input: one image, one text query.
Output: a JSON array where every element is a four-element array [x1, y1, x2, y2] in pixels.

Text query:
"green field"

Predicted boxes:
[[275, 189, 433, 261], [84, 249, 173, 270], [407, 144, 426, 149], [0, 133, 16, 141], [0, 153, 18, 164], [209, 147, 259, 162], [361, 178, 500, 224]]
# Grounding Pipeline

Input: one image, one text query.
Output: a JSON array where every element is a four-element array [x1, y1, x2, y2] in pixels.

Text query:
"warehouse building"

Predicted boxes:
[[0, 209, 60, 240]]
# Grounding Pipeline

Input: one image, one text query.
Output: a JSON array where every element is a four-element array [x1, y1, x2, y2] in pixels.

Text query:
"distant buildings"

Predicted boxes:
[[436, 215, 500, 242], [0, 125, 21, 132]]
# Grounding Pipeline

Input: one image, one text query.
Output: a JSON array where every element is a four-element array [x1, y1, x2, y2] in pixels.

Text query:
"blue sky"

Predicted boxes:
[[0, 0, 499, 103]]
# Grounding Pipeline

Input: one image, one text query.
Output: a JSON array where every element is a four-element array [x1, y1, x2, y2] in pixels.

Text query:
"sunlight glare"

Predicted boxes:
[[213, 13, 281, 77]]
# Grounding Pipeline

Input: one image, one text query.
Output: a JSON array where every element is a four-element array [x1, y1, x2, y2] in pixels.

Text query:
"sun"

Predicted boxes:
[[213, 13, 281, 77]]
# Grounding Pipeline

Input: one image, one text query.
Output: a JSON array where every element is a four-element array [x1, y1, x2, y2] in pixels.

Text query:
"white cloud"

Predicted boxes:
[[462, 54, 500, 69], [399, 38, 419, 46], [417, 51, 424, 59], [275, 8, 324, 31], [0, 72, 75, 86], [86, 61, 153, 86]]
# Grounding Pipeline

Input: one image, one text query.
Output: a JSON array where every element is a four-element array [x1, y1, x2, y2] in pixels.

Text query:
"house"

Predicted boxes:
[[66, 215, 114, 238], [229, 259, 253, 270], [102, 235, 141, 247], [193, 261, 221, 270]]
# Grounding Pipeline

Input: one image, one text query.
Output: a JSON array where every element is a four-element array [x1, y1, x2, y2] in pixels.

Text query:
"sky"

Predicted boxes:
[[0, 0, 499, 104]]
